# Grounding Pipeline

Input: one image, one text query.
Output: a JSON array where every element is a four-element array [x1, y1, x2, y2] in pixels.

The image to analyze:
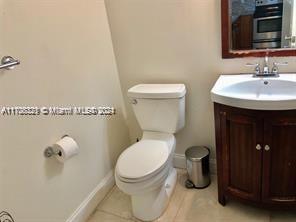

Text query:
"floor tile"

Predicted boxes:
[[153, 169, 188, 222], [174, 184, 220, 221], [217, 201, 270, 222], [88, 211, 133, 222], [175, 175, 270, 222], [88, 170, 294, 222], [270, 211, 296, 222], [97, 186, 133, 220]]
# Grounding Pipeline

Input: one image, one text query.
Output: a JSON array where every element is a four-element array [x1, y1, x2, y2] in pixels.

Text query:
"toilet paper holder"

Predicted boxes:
[[44, 135, 68, 158]]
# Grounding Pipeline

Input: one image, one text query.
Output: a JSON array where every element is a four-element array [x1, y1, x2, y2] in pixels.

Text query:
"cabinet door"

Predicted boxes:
[[220, 111, 263, 202], [262, 117, 296, 205]]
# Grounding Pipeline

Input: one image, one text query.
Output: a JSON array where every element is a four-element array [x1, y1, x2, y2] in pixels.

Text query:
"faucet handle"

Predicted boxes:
[[272, 62, 288, 75], [246, 63, 260, 74]]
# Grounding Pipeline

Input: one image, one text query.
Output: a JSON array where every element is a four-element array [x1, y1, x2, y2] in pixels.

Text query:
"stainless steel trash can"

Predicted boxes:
[[185, 146, 210, 189]]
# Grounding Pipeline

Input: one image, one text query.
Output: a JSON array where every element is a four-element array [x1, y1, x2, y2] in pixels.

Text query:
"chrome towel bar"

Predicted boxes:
[[0, 56, 20, 70]]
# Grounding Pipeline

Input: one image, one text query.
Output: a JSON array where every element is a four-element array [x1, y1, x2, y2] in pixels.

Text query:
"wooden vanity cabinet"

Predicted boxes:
[[214, 103, 296, 208]]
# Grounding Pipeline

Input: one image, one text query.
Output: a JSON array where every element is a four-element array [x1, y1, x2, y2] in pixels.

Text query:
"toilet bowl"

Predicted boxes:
[[115, 84, 186, 221], [115, 132, 177, 221]]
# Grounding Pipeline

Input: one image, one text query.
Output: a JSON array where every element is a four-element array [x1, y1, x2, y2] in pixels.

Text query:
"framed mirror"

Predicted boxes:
[[222, 0, 296, 58]]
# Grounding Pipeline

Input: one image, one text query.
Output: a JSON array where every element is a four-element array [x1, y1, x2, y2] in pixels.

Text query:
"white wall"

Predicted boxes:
[[0, 0, 130, 221], [0, 0, 3, 211], [105, 0, 296, 159], [292, 0, 296, 41]]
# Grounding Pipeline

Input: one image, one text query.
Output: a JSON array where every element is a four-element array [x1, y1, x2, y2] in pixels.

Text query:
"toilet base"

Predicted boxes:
[[131, 168, 177, 221]]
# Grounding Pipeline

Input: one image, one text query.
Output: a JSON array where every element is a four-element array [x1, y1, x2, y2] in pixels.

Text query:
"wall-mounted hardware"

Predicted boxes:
[[44, 135, 69, 158], [0, 56, 20, 70], [44, 146, 62, 158], [44, 135, 79, 163]]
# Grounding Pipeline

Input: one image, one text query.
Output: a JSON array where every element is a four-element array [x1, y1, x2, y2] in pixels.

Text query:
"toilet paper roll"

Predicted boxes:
[[52, 136, 79, 163]]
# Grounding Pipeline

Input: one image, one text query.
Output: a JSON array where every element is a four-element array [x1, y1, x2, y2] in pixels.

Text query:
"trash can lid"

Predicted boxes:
[[185, 146, 210, 161]]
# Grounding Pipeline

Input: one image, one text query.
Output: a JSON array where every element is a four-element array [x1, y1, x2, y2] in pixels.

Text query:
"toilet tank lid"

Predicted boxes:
[[128, 84, 186, 99]]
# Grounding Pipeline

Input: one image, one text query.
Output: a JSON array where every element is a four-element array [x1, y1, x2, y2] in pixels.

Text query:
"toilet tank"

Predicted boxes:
[[128, 84, 186, 134]]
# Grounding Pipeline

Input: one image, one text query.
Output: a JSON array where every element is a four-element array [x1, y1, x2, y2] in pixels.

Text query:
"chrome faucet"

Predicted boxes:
[[271, 61, 289, 75], [246, 55, 288, 77], [263, 55, 269, 75], [245, 62, 261, 75]]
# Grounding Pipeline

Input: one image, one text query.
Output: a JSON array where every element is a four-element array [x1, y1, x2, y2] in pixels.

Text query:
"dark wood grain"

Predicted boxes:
[[214, 103, 226, 205], [214, 103, 296, 209], [262, 117, 296, 205], [221, 0, 296, 58], [219, 106, 263, 202]]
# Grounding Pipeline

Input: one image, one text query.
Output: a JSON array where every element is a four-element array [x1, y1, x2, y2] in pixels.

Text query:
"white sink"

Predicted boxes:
[[211, 74, 296, 110]]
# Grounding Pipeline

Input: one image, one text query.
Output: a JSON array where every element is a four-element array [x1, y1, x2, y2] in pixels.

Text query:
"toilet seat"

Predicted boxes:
[[116, 140, 169, 183]]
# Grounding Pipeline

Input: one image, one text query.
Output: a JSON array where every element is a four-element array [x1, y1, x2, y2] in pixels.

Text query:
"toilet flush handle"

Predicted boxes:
[[132, 99, 138, 105]]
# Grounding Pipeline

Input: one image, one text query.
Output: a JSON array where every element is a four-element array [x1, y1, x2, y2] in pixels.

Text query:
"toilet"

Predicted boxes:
[[115, 84, 186, 221]]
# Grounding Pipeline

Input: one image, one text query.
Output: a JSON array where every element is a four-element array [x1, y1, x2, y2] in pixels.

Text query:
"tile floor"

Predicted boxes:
[[88, 170, 296, 222]]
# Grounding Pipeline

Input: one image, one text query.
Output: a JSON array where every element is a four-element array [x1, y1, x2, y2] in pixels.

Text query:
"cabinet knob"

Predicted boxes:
[[264, 145, 270, 151], [256, 144, 262, 150], [220, 111, 226, 116]]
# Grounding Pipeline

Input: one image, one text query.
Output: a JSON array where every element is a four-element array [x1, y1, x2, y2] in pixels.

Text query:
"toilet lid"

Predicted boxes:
[[117, 140, 169, 180]]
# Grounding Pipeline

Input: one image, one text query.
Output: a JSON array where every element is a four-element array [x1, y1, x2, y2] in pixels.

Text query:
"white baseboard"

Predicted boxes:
[[173, 153, 217, 174], [66, 170, 115, 222]]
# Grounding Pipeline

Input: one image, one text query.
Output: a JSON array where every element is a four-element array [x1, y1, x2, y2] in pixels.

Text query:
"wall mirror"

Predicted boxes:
[[222, 0, 296, 58]]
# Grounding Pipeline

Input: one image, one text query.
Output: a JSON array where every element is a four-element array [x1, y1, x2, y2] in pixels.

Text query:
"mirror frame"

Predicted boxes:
[[221, 0, 296, 58]]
